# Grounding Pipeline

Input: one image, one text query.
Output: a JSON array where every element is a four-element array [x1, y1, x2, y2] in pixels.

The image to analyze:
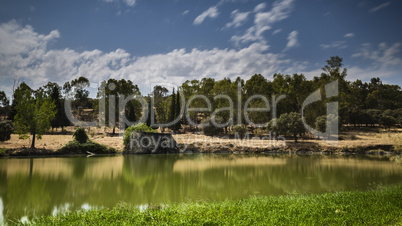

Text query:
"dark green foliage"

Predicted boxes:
[[14, 83, 56, 149], [315, 114, 340, 138], [269, 112, 305, 142], [57, 139, 116, 154], [73, 127, 89, 143], [0, 90, 9, 106], [168, 89, 177, 131], [146, 99, 152, 127], [380, 115, 397, 130], [123, 123, 157, 148], [0, 120, 13, 142], [31, 185, 402, 225], [200, 116, 224, 136], [44, 82, 71, 130], [125, 100, 136, 129], [173, 90, 182, 131], [59, 128, 116, 154], [97, 78, 141, 135], [232, 124, 248, 137]]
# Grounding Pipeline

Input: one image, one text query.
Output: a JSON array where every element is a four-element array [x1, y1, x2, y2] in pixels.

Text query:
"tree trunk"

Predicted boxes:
[[294, 134, 298, 143], [112, 126, 116, 135], [31, 131, 36, 150]]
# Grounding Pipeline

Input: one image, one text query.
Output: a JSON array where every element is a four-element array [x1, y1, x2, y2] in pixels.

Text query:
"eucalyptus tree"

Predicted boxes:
[[14, 83, 56, 149], [97, 78, 141, 135]]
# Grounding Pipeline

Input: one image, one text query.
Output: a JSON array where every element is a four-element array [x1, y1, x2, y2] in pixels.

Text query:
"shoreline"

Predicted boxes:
[[1, 143, 399, 158], [1, 129, 401, 158]]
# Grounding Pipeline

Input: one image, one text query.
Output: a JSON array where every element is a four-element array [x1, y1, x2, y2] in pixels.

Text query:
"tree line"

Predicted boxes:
[[0, 56, 401, 147]]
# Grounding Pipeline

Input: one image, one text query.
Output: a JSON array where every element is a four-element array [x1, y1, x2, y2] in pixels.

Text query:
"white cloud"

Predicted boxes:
[[103, 0, 136, 7], [272, 29, 282, 35], [344, 33, 355, 38], [254, 3, 267, 12], [2, 21, 400, 98], [193, 6, 219, 25], [0, 21, 299, 95], [284, 30, 298, 51], [182, 10, 190, 16], [231, 0, 294, 45], [123, 0, 136, 7], [319, 41, 347, 49], [352, 42, 402, 69], [343, 42, 402, 82], [369, 2, 391, 13], [225, 10, 250, 28]]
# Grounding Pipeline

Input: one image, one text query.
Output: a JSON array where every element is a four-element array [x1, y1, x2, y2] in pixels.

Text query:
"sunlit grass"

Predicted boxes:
[[27, 185, 402, 225]]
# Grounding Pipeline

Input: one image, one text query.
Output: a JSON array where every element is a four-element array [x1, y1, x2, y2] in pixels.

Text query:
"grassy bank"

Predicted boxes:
[[28, 185, 402, 225]]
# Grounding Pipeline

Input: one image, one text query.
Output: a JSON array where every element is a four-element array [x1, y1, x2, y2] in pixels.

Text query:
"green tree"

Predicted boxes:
[[8, 83, 33, 121], [200, 116, 224, 136], [43, 82, 70, 131], [211, 78, 234, 132], [97, 79, 141, 135], [125, 100, 137, 130], [232, 124, 248, 138], [14, 84, 56, 149], [63, 76, 91, 109], [153, 85, 169, 126], [0, 90, 10, 120], [315, 114, 340, 139], [380, 115, 397, 130], [270, 112, 305, 142], [0, 91, 9, 106], [175, 89, 182, 131], [168, 89, 177, 131], [0, 120, 13, 142], [73, 127, 89, 143]]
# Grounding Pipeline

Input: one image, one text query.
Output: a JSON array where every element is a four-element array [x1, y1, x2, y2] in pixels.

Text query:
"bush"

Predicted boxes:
[[58, 127, 117, 154], [380, 115, 397, 130], [58, 139, 117, 154], [268, 112, 305, 142], [314, 114, 341, 138], [73, 127, 89, 143], [232, 124, 248, 137], [0, 148, 7, 156], [123, 123, 157, 148], [200, 116, 224, 136], [0, 120, 13, 142]]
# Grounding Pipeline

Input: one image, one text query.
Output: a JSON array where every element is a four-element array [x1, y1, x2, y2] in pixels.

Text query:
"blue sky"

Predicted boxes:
[[0, 0, 401, 96]]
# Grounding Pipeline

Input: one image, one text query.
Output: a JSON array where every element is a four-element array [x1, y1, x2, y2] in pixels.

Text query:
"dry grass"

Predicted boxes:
[[1, 127, 401, 152], [0, 130, 124, 152]]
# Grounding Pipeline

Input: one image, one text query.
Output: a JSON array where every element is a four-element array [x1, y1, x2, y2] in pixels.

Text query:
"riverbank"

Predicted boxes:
[[1, 128, 401, 157], [28, 185, 402, 225]]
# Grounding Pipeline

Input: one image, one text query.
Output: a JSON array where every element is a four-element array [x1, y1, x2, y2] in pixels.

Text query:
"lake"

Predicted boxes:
[[0, 154, 401, 223]]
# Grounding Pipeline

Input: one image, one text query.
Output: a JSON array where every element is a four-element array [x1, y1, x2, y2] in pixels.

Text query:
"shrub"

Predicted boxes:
[[123, 123, 157, 148], [380, 115, 397, 130], [73, 127, 89, 143], [0, 120, 13, 142], [314, 114, 341, 138], [58, 139, 117, 154], [89, 130, 95, 138], [268, 112, 305, 142], [0, 148, 7, 156], [200, 116, 224, 136], [58, 127, 117, 154], [232, 124, 248, 138]]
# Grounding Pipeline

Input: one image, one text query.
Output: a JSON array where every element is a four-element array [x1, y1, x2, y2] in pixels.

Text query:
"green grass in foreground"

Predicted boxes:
[[28, 185, 402, 225]]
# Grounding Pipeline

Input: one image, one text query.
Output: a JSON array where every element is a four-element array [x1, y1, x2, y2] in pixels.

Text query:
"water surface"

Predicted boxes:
[[0, 154, 401, 223]]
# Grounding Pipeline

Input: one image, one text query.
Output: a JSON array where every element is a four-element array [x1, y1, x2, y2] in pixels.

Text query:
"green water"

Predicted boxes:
[[0, 154, 401, 223]]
